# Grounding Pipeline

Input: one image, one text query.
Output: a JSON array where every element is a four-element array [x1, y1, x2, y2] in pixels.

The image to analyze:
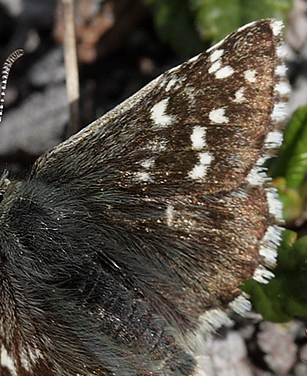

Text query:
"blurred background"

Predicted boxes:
[[0, 0, 298, 173]]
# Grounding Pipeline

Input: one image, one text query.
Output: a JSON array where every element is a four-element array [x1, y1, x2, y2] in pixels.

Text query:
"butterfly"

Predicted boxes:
[[0, 19, 288, 376]]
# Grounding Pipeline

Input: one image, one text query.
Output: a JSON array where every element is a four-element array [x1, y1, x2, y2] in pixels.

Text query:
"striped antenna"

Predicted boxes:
[[0, 49, 24, 123]]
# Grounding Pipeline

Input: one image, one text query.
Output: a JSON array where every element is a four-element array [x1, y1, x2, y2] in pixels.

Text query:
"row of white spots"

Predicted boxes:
[[188, 152, 213, 180], [150, 98, 175, 129], [188, 107, 230, 179], [208, 47, 235, 79], [189, 124, 212, 180], [209, 62, 234, 79], [232, 73, 255, 104], [208, 50, 259, 87], [247, 159, 284, 283], [272, 19, 288, 126], [251, 184, 284, 282]]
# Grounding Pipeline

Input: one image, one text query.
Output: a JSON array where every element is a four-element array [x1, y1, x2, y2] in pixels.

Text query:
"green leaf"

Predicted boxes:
[[243, 230, 307, 322], [142, 0, 291, 55], [272, 178, 303, 223], [192, 0, 291, 43], [142, 0, 205, 56], [271, 106, 307, 189]]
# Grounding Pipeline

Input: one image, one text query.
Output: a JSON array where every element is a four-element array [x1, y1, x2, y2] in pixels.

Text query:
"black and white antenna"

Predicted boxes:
[[0, 49, 24, 123]]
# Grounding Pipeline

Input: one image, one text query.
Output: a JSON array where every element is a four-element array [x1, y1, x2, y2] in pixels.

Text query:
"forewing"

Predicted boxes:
[[31, 19, 288, 331]]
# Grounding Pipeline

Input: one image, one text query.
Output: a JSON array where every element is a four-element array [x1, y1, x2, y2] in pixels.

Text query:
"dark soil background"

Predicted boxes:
[[1, 0, 307, 375], [0, 0, 181, 176]]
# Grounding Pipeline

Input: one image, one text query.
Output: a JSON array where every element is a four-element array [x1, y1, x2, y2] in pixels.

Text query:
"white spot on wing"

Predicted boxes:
[[210, 49, 224, 62], [140, 157, 155, 169], [191, 126, 206, 150], [189, 164, 207, 180], [166, 205, 174, 226], [188, 152, 213, 180], [135, 171, 153, 182], [1, 345, 17, 376], [215, 65, 234, 79], [233, 87, 245, 103], [209, 108, 229, 124], [208, 60, 221, 74], [150, 98, 174, 128], [165, 77, 178, 92], [244, 69, 257, 83], [199, 152, 212, 165]]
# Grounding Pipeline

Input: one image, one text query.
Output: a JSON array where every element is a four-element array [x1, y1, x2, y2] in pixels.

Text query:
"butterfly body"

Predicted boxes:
[[0, 19, 288, 375]]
